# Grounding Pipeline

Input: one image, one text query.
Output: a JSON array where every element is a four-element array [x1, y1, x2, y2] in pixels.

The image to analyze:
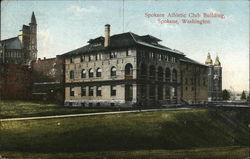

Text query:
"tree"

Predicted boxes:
[[247, 94, 250, 101], [222, 89, 230, 100], [240, 91, 246, 100]]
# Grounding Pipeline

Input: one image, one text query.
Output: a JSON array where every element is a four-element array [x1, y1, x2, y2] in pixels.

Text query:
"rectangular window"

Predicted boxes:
[[97, 86, 102, 96], [70, 87, 74, 96], [110, 52, 117, 59], [81, 86, 86, 96], [70, 58, 73, 63], [96, 53, 102, 60], [89, 55, 93, 61], [126, 49, 132, 56], [80, 56, 84, 62], [89, 86, 94, 96], [70, 71, 74, 79], [110, 85, 116, 96], [203, 78, 206, 86]]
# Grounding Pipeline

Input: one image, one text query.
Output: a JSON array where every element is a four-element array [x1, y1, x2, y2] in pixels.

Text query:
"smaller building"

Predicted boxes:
[[0, 64, 32, 100], [180, 57, 208, 104], [205, 53, 222, 101], [31, 56, 64, 103]]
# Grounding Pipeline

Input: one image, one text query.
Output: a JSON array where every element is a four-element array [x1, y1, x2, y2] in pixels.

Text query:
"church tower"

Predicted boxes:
[[205, 53, 214, 101], [205, 53, 222, 101], [213, 56, 222, 100], [205, 53, 213, 65], [29, 11, 37, 62]]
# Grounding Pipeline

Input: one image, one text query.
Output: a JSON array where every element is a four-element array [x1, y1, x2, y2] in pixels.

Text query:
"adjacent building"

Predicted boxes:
[[31, 56, 65, 103], [0, 12, 37, 65], [0, 64, 32, 100], [205, 53, 222, 101], [62, 25, 208, 107], [180, 57, 208, 104]]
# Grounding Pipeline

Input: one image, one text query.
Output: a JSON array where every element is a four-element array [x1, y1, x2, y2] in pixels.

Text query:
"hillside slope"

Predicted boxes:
[[0, 109, 248, 154]]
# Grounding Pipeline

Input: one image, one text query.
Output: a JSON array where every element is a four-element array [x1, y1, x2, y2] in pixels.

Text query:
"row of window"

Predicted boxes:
[[0, 52, 22, 58], [70, 85, 116, 97], [140, 64, 178, 82], [70, 67, 117, 79], [69, 63, 133, 80], [69, 50, 133, 63], [184, 77, 207, 86], [138, 51, 177, 63], [140, 85, 177, 100]]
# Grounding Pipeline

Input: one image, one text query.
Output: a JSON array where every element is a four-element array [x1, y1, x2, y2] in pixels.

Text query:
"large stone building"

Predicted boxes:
[[62, 25, 208, 107], [0, 12, 37, 65], [205, 53, 222, 101]]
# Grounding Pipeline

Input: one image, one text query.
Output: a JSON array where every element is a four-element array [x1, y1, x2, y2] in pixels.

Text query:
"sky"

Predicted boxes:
[[1, 0, 249, 92]]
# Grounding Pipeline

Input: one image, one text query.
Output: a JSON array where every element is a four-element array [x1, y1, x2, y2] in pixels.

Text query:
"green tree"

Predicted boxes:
[[222, 89, 230, 100], [247, 95, 250, 101], [240, 91, 246, 100]]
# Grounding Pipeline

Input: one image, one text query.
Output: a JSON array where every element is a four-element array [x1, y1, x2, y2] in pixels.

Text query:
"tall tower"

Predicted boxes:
[[205, 53, 214, 101], [205, 53, 222, 101], [213, 56, 222, 100], [29, 11, 37, 62]]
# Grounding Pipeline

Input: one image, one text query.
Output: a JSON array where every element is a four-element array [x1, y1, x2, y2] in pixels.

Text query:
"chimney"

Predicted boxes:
[[104, 24, 110, 47]]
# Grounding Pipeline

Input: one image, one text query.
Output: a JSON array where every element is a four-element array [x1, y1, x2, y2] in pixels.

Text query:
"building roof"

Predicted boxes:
[[31, 11, 37, 24], [1, 37, 23, 50], [205, 53, 213, 65], [22, 25, 30, 31], [214, 56, 221, 66], [180, 56, 208, 67], [61, 30, 207, 67], [62, 32, 185, 57]]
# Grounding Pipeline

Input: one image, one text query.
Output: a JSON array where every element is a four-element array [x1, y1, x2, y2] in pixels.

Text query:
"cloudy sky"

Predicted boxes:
[[1, 0, 249, 92]]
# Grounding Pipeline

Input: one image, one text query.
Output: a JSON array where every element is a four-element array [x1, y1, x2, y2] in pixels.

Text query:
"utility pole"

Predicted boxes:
[[122, 0, 124, 33]]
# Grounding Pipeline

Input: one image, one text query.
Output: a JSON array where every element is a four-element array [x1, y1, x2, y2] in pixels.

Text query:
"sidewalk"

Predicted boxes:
[[0, 107, 190, 122]]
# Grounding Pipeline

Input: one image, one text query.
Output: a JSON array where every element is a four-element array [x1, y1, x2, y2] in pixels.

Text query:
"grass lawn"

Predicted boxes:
[[1, 146, 248, 159], [0, 100, 132, 119], [0, 109, 249, 159]]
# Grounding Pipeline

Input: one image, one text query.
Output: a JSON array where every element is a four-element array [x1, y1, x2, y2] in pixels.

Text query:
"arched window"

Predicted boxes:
[[111, 66, 116, 77], [96, 68, 102, 77], [165, 68, 171, 82], [89, 69, 94, 78], [158, 85, 163, 100], [81, 69, 86, 78], [149, 85, 156, 100], [165, 86, 170, 100], [125, 63, 133, 79], [70, 70, 74, 79], [158, 67, 163, 81], [149, 65, 156, 80], [140, 63, 147, 77], [172, 69, 177, 82]]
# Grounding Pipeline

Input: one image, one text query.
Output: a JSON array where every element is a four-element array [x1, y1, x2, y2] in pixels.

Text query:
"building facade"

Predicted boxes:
[[62, 25, 208, 107], [0, 12, 37, 65], [205, 53, 222, 101], [0, 64, 32, 100], [31, 56, 65, 103], [180, 57, 208, 104]]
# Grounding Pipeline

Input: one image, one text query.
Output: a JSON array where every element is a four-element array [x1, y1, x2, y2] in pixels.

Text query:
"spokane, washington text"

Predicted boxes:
[[157, 19, 211, 25], [181, 19, 211, 24]]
